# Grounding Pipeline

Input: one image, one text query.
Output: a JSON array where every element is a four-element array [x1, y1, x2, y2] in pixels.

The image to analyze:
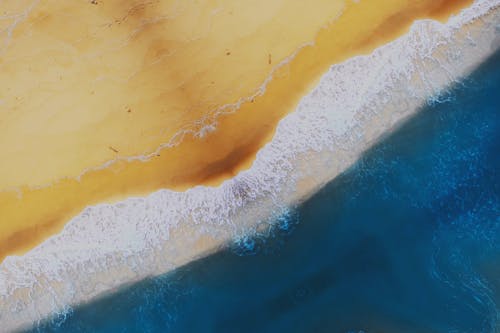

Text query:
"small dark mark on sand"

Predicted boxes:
[[108, 146, 119, 153], [268, 53, 272, 64], [226, 51, 231, 56], [90, 0, 98, 5]]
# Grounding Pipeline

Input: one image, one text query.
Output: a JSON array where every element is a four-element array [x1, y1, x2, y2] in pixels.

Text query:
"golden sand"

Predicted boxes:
[[0, 0, 472, 260]]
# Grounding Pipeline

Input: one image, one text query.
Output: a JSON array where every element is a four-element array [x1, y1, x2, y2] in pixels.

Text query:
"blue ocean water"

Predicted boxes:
[[29, 51, 500, 333]]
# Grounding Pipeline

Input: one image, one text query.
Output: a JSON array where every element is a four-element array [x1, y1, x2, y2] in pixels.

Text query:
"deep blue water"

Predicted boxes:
[[29, 51, 500, 333]]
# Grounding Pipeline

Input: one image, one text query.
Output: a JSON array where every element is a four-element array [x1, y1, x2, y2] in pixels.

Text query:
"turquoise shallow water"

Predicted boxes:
[[29, 51, 500, 333]]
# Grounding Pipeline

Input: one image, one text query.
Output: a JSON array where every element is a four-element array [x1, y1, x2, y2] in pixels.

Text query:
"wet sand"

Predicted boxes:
[[0, 0, 472, 260]]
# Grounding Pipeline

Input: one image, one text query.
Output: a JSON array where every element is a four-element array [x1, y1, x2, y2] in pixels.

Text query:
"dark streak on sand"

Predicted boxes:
[[109, 146, 119, 153]]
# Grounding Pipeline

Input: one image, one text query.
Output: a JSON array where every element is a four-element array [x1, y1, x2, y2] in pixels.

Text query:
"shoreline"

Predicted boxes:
[[0, 0, 475, 261], [1, 1, 500, 332]]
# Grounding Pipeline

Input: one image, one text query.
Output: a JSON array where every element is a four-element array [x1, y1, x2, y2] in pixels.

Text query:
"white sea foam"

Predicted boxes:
[[0, 1, 499, 331]]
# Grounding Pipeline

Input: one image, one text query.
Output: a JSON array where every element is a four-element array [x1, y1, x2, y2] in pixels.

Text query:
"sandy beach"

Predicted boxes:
[[0, 1, 499, 332], [0, 0, 474, 261]]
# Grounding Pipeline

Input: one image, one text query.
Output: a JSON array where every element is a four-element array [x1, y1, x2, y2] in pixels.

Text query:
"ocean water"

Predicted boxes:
[[28, 51, 500, 333]]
